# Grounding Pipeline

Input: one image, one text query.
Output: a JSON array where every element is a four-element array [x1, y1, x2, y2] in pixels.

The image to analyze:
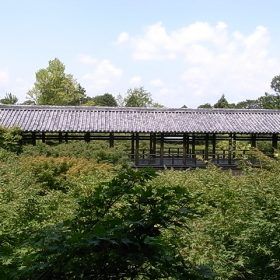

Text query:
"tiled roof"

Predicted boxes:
[[0, 105, 279, 134]]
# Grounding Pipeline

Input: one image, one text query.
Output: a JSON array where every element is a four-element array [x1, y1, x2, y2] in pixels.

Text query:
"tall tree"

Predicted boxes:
[[27, 58, 86, 105], [0, 93, 18, 104], [93, 93, 118, 107], [271, 75, 280, 93], [213, 94, 235, 108], [124, 87, 153, 107]]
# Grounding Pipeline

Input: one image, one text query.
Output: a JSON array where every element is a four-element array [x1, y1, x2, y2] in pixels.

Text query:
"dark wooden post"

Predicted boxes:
[[228, 133, 233, 164], [186, 133, 190, 156], [192, 133, 196, 159], [251, 134, 257, 148], [212, 133, 216, 159], [233, 133, 237, 158], [131, 133, 135, 160], [160, 133, 164, 166], [59, 132, 63, 143], [32, 132, 36, 146], [205, 133, 209, 161], [183, 133, 187, 166], [42, 132, 46, 143], [149, 133, 153, 155], [109, 133, 114, 148], [272, 133, 278, 150], [135, 133, 139, 166], [153, 133, 157, 156], [65, 132, 68, 143], [84, 132, 90, 143]]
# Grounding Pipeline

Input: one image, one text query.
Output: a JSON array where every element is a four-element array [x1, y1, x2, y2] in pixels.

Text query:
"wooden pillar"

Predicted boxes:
[[31, 132, 36, 146], [58, 132, 63, 143], [153, 133, 157, 155], [135, 133, 139, 166], [42, 132, 46, 143], [186, 133, 190, 155], [228, 133, 233, 164], [205, 133, 209, 160], [149, 133, 153, 155], [131, 133, 135, 159], [233, 133, 237, 158], [251, 134, 257, 148], [192, 133, 196, 158], [84, 132, 90, 143], [183, 133, 187, 166], [109, 133, 114, 148], [65, 132, 68, 143], [272, 134, 278, 150], [160, 133, 164, 166], [212, 133, 216, 159]]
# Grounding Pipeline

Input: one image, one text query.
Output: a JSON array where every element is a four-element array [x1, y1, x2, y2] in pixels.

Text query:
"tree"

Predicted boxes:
[[27, 58, 86, 105], [198, 103, 212, 109], [213, 94, 235, 108], [0, 93, 18, 104], [93, 93, 117, 106], [271, 75, 280, 93], [258, 92, 280, 109], [235, 99, 261, 109], [124, 87, 153, 107]]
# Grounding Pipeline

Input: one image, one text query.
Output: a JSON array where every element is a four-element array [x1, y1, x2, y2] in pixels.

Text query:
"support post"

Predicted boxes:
[[186, 133, 190, 156], [205, 133, 209, 161], [59, 132, 63, 143], [183, 133, 187, 166], [160, 133, 164, 166], [42, 132, 46, 143], [192, 134, 196, 159], [212, 133, 216, 159], [228, 133, 233, 165], [84, 132, 90, 143], [32, 132, 36, 146], [149, 133, 153, 155], [135, 133, 139, 166], [272, 134, 278, 150], [251, 134, 257, 148], [109, 133, 114, 148], [65, 132, 68, 143], [131, 133, 135, 160]]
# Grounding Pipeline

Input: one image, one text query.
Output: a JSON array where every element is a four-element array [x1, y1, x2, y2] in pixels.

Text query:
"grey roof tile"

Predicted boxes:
[[0, 105, 279, 134]]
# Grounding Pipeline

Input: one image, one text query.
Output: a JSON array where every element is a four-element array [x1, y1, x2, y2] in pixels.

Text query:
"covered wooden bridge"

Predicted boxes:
[[0, 105, 279, 169]]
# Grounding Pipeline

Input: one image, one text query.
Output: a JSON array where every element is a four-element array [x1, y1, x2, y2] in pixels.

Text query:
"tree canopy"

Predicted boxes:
[[124, 87, 153, 107], [0, 93, 18, 105], [27, 58, 86, 105]]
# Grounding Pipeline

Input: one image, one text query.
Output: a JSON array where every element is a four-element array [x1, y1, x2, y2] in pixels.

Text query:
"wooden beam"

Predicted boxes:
[[59, 132, 63, 143], [228, 133, 233, 164]]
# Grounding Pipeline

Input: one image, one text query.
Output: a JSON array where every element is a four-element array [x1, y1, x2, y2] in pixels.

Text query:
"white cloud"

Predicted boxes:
[[129, 75, 142, 86], [80, 55, 123, 91], [117, 22, 279, 106], [150, 79, 164, 87], [0, 71, 9, 84], [116, 32, 130, 44], [78, 54, 98, 65]]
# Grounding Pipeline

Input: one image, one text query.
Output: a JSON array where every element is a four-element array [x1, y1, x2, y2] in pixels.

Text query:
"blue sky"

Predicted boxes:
[[0, 0, 280, 107]]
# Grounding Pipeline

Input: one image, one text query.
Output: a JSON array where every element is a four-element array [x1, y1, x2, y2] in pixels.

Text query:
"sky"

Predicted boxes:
[[0, 0, 280, 108]]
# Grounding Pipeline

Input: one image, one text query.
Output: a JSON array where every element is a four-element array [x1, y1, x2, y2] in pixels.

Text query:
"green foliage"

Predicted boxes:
[[92, 93, 118, 106], [1, 141, 280, 279], [27, 58, 86, 105], [0, 126, 22, 153], [124, 87, 153, 107], [0, 93, 18, 105]]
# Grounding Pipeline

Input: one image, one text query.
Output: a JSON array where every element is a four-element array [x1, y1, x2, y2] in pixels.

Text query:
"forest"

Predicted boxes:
[[0, 128, 280, 279]]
